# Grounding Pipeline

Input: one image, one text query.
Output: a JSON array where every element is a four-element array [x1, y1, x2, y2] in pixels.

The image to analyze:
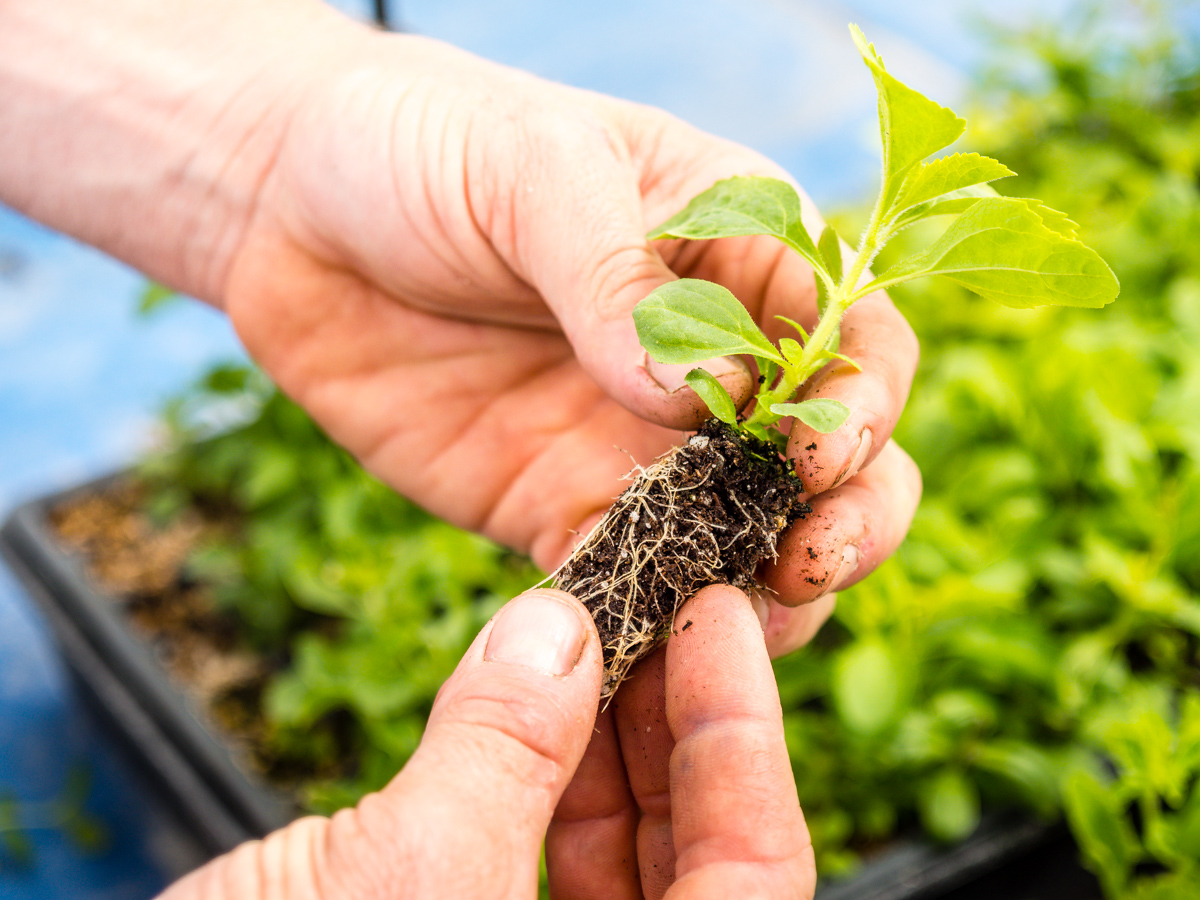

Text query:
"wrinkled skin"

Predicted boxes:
[[1, 2, 923, 897]]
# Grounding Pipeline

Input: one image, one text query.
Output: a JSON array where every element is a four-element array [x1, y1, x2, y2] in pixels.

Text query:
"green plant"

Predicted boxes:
[[633, 25, 1118, 445], [133, 5, 1200, 896]]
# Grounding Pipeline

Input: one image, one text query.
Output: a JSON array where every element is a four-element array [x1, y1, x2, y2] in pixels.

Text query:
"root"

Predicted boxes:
[[551, 420, 806, 701]]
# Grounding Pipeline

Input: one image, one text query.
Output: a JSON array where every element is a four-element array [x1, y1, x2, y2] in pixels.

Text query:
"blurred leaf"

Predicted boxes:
[[918, 769, 980, 843], [831, 638, 905, 735]]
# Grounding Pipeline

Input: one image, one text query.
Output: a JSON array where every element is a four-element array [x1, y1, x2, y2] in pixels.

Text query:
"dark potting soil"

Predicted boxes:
[[556, 418, 809, 695]]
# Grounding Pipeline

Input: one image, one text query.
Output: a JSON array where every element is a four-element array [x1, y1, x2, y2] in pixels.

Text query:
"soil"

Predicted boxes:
[[555, 418, 809, 697], [47, 482, 318, 786]]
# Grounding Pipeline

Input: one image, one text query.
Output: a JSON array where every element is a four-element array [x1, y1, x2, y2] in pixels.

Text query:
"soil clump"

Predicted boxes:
[[555, 418, 809, 698]]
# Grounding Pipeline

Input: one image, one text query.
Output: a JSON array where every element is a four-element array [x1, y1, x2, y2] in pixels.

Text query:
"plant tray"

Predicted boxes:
[[1, 476, 1094, 897]]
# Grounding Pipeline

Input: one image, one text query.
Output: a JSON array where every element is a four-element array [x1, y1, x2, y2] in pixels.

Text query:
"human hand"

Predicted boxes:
[[0, 0, 922, 642], [224, 12, 922, 626], [158, 585, 814, 900]]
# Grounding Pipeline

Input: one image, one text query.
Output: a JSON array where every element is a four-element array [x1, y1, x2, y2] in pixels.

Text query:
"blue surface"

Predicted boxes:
[[0, 1, 1094, 896]]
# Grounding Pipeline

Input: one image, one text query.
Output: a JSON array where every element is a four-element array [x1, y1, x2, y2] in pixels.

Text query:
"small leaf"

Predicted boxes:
[[892, 152, 1014, 216], [918, 769, 981, 843], [864, 197, 1120, 309], [634, 279, 783, 365], [815, 351, 862, 372], [772, 398, 851, 433], [831, 637, 904, 734], [684, 369, 738, 426], [648, 176, 825, 273], [850, 24, 966, 207], [779, 337, 805, 368], [818, 225, 844, 284], [814, 274, 830, 316], [775, 315, 809, 342], [743, 419, 788, 451], [137, 281, 178, 316]]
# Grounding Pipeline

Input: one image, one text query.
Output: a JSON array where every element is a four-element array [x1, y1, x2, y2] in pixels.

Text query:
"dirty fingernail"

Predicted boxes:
[[484, 591, 586, 676], [828, 544, 861, 594], [749, 590, 772, 631], [645, 352, 748, 393], [832, 428, 874, 489]]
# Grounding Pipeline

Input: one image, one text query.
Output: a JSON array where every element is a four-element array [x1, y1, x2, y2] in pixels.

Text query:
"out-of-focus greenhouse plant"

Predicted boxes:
[[140, 4, 1200, 896]]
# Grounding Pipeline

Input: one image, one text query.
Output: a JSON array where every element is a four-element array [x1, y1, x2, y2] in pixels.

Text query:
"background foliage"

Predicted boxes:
[[141, 6, 1200, 896]]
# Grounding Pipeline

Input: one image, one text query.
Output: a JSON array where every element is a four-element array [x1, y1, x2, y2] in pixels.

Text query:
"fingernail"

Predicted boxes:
[[832, 428, 873, 489], [749, 590, 772, 631], [828, 544, 860, 594], [484, 592, 586, 676], [645, 352, 747, 393]]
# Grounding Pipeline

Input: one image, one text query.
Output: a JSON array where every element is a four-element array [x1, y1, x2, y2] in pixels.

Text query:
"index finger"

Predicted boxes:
[[663, 585, 815, 899]]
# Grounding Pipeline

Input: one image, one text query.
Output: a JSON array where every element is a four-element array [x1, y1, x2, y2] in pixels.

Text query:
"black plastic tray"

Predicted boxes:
[[1, 477, 1094, 897], [0, 478, 294, 858]]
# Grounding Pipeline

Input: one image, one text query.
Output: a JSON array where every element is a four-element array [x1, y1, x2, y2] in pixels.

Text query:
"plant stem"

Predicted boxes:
[[744, 205, 892, 431]]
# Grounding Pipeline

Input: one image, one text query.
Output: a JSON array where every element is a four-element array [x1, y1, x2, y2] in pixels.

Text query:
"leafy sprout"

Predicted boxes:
[[633, 24, 1119, 448]]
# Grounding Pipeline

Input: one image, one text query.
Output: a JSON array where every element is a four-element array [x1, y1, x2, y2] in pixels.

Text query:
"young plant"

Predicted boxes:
[[633, 25, 1119, 444], [557, 25, 1119, 699]]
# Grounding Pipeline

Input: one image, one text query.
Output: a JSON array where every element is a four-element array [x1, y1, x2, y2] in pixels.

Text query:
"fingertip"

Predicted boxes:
[[483, 588, 596, 677], [628, 353, 755, 430], [765, 593, 836, 659], [785, 291, 917, 494]]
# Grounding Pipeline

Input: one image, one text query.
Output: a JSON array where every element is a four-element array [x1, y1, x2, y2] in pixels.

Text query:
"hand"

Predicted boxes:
[[158, 586, 814, 900], [0, 0, 922, 643], [225, 14, 923, 629]]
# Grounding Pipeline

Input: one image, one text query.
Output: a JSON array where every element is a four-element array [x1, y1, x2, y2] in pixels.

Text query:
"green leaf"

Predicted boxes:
[[1063, 769, 1140, 897], [684, 369, 738, 426], [864, 197, 1120, 308], [634, 279, 783, 365], [775, 315, 809, 342], [889, 183, 1000, 232], [137, 281, 178, 316], [818, 225, 844, 284], [831, 637, 903, 734], [892, 152, 1014, 216], [647, 176, 825, 273], [918, 769, 981, 842], [850, 24, 966, 207], [972, 741, 1060, 815], [779, 337, 804, 368], [771, 398, 851, 433], [814, 275, 830, 316], [1025, 199, 1080, 239], [814, 351, 862, 372], [892, 197, 982, 231]]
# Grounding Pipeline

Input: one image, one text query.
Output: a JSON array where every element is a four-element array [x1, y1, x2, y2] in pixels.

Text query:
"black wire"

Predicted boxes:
[[373, 0, 389, 29]]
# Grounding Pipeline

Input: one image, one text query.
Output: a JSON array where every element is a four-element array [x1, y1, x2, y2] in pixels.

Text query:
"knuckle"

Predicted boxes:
[[586, 243, 670, 323], [441, 683, 574, 786]]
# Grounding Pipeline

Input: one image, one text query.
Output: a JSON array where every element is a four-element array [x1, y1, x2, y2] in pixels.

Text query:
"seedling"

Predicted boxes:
[[556, 25, 1119, 699], [633, 25, 1118, 445]]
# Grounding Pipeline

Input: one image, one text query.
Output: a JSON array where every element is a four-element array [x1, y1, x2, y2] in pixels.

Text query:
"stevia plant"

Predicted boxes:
[[555, 25, 1118, 700], [632, 25, 1119, 445]]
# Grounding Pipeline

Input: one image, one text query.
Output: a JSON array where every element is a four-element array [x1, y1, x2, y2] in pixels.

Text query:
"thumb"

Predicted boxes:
[[322, 589, 603, 898], [513, 127, 754, 430]]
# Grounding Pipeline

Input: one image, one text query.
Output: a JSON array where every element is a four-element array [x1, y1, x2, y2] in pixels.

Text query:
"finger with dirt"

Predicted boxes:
[[547, 707, 643, 900], [754, 590, 838, 659], [665, 584, 815, 899], [785, 290, 920, 494], [613, 647, 676, 898], [596, 587, 815, 899], [763, 439, 922, 605]]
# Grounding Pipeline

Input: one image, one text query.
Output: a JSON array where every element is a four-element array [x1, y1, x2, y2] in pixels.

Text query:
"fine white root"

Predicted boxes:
[[552, 425, 798, 701]]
